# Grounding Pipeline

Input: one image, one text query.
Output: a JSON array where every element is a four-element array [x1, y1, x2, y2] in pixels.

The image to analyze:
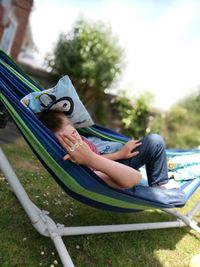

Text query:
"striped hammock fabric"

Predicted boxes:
[[0, 50, 200, 212]]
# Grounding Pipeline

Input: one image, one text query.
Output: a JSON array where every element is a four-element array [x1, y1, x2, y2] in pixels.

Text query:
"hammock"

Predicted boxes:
[[0, 50, 199, 267]]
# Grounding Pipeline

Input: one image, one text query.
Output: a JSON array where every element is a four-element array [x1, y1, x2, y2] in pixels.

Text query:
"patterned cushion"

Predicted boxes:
[[20, 75, 94, 128]]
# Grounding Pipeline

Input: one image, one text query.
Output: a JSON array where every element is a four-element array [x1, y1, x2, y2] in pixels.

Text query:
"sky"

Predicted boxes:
[[30, 0, 200, 110]]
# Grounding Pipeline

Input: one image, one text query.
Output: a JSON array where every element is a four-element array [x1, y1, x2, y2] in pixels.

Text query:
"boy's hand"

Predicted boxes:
[[119, 139, 142, 159], [58, 133, 96, 165]]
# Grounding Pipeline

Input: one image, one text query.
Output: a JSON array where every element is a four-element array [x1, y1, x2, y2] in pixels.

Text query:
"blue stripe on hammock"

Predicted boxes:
[[0, 50, 42, 90]]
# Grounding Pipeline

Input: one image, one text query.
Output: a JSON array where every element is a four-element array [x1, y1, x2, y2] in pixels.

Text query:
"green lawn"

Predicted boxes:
[[0, 138, 200, 267]]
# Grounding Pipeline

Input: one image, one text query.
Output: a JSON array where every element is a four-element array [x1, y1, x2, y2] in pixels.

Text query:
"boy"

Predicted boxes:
[[38, 110, 178, 189], [38, 110, 142, 189]]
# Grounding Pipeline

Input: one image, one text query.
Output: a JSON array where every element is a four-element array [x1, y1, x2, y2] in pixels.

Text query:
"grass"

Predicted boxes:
[[0, 138, 200, 267]]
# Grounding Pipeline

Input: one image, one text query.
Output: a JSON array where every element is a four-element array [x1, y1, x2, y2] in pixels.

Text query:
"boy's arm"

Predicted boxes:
[[101, 150, 126, 160], [101, 139, 142, 161], [89, 154, 142, 189], [58, 134, 142, 189]]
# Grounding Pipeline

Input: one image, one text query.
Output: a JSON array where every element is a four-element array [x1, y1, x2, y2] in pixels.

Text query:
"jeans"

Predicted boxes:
[[118, 134, 169, 186]]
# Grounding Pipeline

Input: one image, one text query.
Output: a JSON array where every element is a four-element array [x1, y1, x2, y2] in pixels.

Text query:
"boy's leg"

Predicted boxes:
[[118, 134, 169, 186]]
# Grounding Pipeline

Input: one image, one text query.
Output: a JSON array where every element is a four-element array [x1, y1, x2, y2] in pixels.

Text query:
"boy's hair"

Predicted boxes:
[[37, 110, 71, 133]]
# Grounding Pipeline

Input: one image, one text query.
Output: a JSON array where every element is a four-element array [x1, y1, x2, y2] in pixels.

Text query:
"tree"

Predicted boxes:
[[49, 18, 124, 111]]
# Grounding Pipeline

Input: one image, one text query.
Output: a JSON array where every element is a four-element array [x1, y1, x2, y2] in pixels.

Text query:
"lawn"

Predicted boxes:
[[0, 138, 200, 267]]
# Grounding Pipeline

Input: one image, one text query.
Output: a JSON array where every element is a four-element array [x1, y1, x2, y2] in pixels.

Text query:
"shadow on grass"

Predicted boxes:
[[64, 204, 195, 267]]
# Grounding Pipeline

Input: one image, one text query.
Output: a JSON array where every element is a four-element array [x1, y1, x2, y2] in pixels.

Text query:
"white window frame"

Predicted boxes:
[[0, 11, 18, 55]]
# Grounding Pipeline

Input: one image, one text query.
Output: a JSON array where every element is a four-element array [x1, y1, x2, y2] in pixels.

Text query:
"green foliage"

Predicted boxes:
[[150, 91, 200, 148], [179, 87, 200, 114], [112, 91, 153, 138], [113, 86, 200, 148], [167, 90, 200, 148], [164, 105, 200, 148], [49, 18, 124, 108]]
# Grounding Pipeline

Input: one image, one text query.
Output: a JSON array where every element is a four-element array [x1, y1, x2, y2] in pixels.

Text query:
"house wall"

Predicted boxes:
[[0, 0, 33, 128]]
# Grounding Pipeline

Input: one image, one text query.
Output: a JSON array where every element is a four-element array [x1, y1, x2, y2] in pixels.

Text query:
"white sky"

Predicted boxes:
[[30, 0, 200, 110]]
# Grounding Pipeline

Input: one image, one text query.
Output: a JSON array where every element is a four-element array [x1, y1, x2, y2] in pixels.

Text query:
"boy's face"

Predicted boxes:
[[55, 122, 82, 142]]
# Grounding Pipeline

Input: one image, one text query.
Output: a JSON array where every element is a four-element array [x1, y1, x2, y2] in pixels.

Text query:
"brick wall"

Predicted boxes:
[[0, 5, 4, 37]]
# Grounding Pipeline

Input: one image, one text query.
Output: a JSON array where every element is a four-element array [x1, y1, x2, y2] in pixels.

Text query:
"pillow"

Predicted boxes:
[[21, 75, 94, 128]]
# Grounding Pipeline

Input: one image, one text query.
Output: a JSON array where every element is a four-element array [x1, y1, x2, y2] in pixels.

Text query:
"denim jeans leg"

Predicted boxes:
[[118, 134, 169, 186]]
